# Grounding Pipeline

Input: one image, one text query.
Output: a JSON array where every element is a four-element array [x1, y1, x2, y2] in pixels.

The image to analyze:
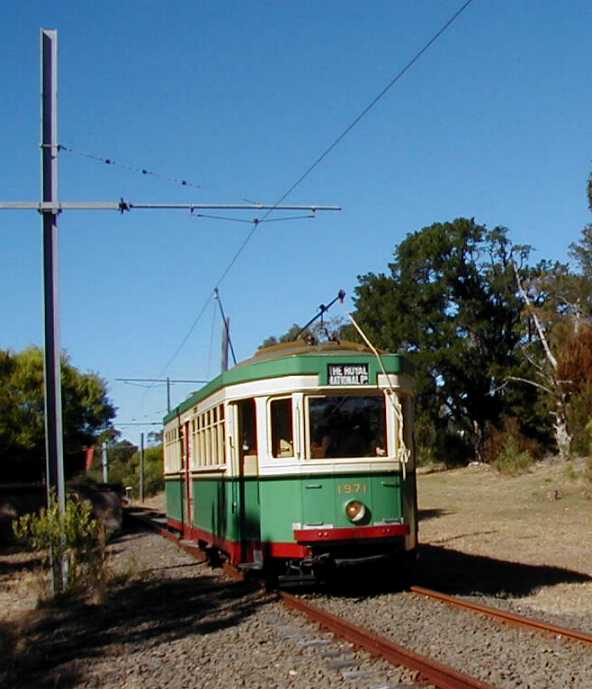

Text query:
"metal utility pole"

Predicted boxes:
[[0, 30, 340, 595], [40, 29, 66, 594], [115, 377, 208, 413], [139, 432, 145, 503], [101, 442, 109, 483]]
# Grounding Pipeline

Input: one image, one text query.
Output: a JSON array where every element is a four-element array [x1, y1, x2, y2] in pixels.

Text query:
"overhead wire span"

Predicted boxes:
[[155, 0, 475, 374], [59, 144, 204, 191], [59, 145, 269, 203], [192, 212, 316, 225]]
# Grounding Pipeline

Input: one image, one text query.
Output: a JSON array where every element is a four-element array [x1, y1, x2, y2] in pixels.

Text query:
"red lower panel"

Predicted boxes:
[[167, 517, 183, 532], [294, 524, 409, 543], [167, 521, 406, 560], [167, 520, 310, 563]]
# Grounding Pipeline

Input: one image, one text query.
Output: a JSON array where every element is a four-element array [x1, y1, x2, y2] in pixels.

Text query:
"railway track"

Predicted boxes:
[[410, 585, 592, 647], [129, 507, 592, 688], [132, 506, 592, 648], [126, 508, 500, 688], [281, 591, 496, 689]]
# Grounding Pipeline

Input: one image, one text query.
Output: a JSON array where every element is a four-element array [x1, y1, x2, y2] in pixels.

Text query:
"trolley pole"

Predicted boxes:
[[139, 432, 145, 503], [41, 29, 66, 594]]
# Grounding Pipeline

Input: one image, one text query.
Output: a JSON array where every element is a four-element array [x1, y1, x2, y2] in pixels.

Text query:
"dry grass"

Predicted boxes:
[[418, 457, 592, 614]]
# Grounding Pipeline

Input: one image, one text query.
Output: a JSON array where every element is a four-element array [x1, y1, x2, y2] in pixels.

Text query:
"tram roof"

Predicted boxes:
[[163, 340, 412, 424]]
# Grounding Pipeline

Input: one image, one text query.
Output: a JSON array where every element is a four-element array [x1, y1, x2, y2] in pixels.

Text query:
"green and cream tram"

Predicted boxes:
[[163, 340, 416, 581]]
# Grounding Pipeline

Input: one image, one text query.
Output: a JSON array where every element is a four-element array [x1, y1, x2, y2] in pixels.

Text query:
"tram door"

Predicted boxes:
[[181, 421, 192, 537], [235, 399, 261, 562]]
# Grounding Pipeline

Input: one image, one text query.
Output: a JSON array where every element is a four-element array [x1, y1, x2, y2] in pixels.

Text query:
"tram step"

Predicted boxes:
[[179, 539, 200, 549]]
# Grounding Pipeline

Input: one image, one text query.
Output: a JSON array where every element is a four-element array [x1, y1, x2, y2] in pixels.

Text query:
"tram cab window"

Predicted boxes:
[[308, 394, 386, 459], [270, 398, 294, 458]]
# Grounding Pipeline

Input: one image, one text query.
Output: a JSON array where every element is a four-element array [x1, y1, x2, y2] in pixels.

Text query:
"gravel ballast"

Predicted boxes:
[[306, 588, 592, 689], [2, 525, 432, 689]]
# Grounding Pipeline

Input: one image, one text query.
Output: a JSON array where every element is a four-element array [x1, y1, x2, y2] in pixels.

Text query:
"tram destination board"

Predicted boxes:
[[327, 363, 369, 386]]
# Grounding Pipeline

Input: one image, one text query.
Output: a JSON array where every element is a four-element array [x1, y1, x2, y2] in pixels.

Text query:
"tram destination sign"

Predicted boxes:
[[328, 363, 369, 386]]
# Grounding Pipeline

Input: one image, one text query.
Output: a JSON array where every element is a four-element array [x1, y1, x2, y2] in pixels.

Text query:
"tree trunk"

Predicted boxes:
[[552, 401, 572, 460]]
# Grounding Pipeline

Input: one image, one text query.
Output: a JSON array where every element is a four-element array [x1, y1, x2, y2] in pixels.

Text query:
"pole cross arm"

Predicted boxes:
[[0, 200, 341, 212]]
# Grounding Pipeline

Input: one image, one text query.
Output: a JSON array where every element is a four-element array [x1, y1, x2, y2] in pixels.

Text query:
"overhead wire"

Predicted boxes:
[[192, 212, 316, 225], [151, 0, 477, 375], [59, 144, 203, 191], [59, 144, 263, 202]]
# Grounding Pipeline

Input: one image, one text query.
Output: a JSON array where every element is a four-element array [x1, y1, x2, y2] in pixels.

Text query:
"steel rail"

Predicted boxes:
[[280, 593, 498, 689], [411, 585, 592, 646], [129, 510, 500, 688]]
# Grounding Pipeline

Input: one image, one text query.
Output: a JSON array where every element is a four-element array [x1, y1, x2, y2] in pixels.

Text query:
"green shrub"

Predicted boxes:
[[493, 436, 534, 476], [85, 443, 164, 499], [13, 493, 107, 600]]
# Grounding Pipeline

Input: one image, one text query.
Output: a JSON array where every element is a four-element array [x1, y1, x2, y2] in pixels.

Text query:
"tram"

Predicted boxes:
[[163, 339, 417, 582]]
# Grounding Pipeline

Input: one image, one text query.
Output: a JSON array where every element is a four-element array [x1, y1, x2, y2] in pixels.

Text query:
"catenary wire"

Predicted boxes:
[[153, 0, 476, 376]]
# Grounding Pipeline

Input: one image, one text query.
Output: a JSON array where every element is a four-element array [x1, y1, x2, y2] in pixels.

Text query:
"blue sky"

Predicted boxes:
[[1, 1, 591, 440]]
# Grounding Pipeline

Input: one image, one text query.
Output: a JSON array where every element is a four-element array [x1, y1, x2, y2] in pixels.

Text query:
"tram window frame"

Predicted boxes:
[[164, 426, 182, 473], [191, 403, 227, 469], [305, 392, 388, 460], [268, 396, 295, 459]]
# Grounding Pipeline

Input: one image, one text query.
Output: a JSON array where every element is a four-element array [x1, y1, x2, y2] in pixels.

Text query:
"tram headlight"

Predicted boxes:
[[345, 500, 366, 523]]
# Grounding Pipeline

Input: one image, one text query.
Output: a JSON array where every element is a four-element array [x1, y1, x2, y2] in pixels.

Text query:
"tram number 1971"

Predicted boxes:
[[337, 483, 367, 495]]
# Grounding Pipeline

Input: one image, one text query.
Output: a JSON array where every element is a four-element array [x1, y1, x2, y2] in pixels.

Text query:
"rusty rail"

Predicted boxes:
[[410, 585, 592, 646], [281, 592, 498, 689]]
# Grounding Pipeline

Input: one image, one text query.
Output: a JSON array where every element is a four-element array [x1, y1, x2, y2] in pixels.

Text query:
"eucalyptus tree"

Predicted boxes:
[[352, 218, 539, 462]]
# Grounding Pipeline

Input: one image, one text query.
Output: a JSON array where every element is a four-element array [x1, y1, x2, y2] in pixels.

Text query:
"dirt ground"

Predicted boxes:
[[417, 457, 592, 616]]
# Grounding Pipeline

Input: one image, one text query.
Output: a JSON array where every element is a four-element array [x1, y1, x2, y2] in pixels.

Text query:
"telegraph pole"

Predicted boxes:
[[0, 30, 340, 596]]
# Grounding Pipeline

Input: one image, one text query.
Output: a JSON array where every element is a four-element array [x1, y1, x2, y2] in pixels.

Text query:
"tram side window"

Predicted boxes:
[[179, 426, 185, 468], [270, 398, 294, 458], [238, 398, 257, 460], [192, 404, 226, 467]]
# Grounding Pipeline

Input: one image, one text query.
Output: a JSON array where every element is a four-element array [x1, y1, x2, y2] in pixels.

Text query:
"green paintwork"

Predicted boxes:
[[193, 478, 235, 540], [299, 473, 403, 530], [166, 471, 411, 547], [165, 478, 184, 523], [164, 349, 411, 425]]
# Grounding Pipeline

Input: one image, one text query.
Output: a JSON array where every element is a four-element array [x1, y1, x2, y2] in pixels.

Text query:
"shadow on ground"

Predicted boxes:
[[0, 531, 271, 689], [0, 551, 43, 578], [415, 544, 592, 597], [418, 508, 451, 521], [317, 544, 591, 599]]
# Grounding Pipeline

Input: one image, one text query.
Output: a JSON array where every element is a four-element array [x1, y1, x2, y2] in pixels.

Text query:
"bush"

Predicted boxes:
[[493, 436, 534, 476], [13, 493, 107, 601], [482, 417, 540, 465], [584, 457, 592, 486]]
